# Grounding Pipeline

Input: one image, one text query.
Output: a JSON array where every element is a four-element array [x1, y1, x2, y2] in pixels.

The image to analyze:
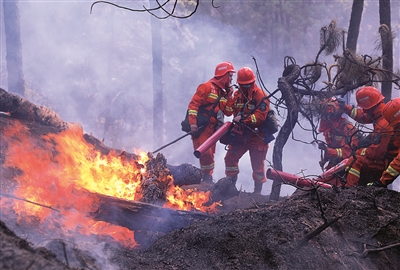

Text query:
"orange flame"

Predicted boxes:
[[1, 120, 217, 248]]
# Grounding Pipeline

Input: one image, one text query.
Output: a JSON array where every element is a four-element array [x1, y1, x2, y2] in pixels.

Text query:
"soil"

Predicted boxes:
[[2, 106, 400, 269]]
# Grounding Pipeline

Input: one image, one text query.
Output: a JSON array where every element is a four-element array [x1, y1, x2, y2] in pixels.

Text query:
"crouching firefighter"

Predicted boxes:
[[221, 67, 278, 194], [184, 62, 236, 183], [369, 97, 400, 187]]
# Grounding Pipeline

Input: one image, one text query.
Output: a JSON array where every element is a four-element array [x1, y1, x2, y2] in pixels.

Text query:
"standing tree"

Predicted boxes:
[[346, 0, 364, 52], [3, 0, 26, 96], [151, 5, 164, 147], [379, 0, 392, 101]]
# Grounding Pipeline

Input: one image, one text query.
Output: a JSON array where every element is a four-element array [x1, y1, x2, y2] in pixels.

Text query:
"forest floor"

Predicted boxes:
[[2, 184, 400, 270]]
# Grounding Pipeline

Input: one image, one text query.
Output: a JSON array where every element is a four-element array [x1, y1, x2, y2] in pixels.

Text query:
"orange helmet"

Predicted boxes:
[[214, 62, 235, 77], [356, 86, 384, 110], [383, 98, 400, 126], [237, 67, 256, 85]]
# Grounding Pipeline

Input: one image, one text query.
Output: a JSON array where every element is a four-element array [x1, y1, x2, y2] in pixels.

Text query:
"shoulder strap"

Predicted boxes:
[[199, 92, 223, 118]]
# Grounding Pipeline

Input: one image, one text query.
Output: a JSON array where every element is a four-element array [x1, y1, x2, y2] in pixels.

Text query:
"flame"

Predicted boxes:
[[1, 120, 217, 248]]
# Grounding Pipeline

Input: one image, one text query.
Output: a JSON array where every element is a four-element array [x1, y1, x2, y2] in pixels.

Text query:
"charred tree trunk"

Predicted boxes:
[[346, 0, 364, 52], [150, 1, 164, 148], [0, 88, 69, 129], [3, 0, 26, 96], [92, 193, 210, 234], [269, 65, 300, 201], [379, 0, 392, 102]]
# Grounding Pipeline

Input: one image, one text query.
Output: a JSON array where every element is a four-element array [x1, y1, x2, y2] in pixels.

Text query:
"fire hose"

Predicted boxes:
[[266, 158, 348, 189], [193, 121, 233, 158]]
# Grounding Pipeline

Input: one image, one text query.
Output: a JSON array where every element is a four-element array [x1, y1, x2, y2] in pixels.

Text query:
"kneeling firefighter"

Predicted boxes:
[[223, 67, 277, 194]]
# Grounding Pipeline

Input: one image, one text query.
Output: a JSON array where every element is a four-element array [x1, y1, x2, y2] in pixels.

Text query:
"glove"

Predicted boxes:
[[336, 97, 346, 110], [318, 142, 327, 151], [190, 124, 198, 133], [367, 180, 386, 188]]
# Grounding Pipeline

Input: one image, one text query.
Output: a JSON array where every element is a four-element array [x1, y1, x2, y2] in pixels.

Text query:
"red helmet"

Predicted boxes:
[[383, 98, 400, 126], [214, 62, 235, 77], [237, 67, 256, 85], [356, 86, 384, 110]]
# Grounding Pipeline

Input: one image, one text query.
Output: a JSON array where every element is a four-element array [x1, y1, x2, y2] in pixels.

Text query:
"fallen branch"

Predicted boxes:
[[361, 242, 400, 257], [298, 216, 341, 246]]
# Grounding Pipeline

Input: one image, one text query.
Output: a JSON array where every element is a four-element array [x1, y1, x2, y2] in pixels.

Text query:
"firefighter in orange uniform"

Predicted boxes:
[[341, 86, 393, 186], [318, 97, 359, 171], [188, 62, 236, 183], [370, 98, 400, 187], [224, 67, 270, 194]]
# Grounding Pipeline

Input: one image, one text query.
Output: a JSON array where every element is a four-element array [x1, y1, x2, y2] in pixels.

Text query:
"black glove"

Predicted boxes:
[[336, 97, 346, 110], [367, 180, 386, 188], [318, 142, 327, 151]]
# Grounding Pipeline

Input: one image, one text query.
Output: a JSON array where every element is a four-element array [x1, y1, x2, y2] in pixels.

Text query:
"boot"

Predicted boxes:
[[254, 182, 263, 194], [202, 174, 213, 183]]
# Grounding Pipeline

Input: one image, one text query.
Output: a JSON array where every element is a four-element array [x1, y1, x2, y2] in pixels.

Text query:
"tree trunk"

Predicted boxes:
[[92, 193, 210, 234], [379, 0, 392, 102], [3, 0, 26, 96], [346, 0, 364, 52], [269, 65, 300, 201], [150, 2, 164, 148]]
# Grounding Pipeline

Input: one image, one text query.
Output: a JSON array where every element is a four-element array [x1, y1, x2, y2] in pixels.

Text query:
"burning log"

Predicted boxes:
[[83, 133, 202, 186], [167, 163, 202, 186], [0, 88, 69, 129], [92, 193, 210, 234]]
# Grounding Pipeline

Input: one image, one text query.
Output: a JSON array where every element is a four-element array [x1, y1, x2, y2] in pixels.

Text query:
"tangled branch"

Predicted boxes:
[[90, 0, 219, 19]]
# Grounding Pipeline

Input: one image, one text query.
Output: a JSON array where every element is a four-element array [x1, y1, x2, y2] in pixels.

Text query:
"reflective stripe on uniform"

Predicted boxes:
[[235, 103, 244, 109], [188, 109, 198, 116], [254, 173, 264, 180], [385, 165, 400, 178], [226, 166, 239, 173], [251, 114, 256, 123], [360, 148, 367, 156], [350, 108, 358, 119], [208, 93, 218, 100], [336, 148, 342, 158], [225, 107, 233, 113], [346, 167, 360, 178], [201, 163, 214, 171]]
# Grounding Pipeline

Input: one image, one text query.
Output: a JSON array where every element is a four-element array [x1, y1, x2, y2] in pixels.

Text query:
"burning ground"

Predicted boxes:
[[2, 91, 400, 269]]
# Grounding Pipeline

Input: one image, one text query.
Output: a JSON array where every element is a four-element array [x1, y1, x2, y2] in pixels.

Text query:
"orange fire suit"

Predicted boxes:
[[344, 103, 394, 186], [318, 117, 358, 170], [188, 81, 234, 177], [224, 83, 270, 185], [379, 125, 400, 186]]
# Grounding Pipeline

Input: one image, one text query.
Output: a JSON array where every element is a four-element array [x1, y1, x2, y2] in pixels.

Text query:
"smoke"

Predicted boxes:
[[0, 0, 398, 195], [0, 1, 400, 263]]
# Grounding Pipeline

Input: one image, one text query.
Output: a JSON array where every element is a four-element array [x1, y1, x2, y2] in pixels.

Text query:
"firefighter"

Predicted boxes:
[[318, 97, 359, 170], [341, 86, 393, 187], [369, 98, 400, 187], [188, 61, 236, 183], [224, 67, 270, 194]]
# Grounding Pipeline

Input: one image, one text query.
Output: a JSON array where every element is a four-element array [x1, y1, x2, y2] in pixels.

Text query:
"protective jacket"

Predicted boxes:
[[188, 81, 234, 126], [379, 125, 400, 186], [188, 80, 235, 176], [346, 104, 392, 160], [318, 117, 358, 169], [344, 103, 394, 186], [224, 83, 270, 184]]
